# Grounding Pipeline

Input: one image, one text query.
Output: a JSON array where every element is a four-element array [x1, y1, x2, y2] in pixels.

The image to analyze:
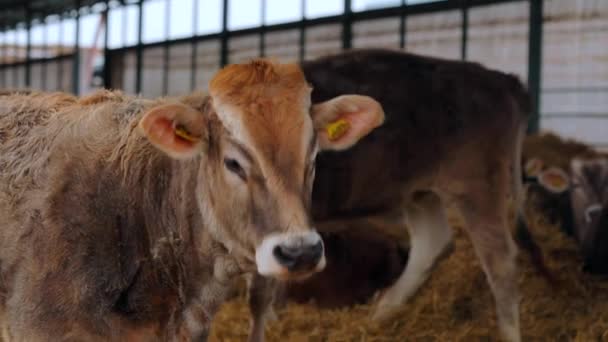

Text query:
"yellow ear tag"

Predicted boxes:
[[326, 119, 350, 141], [175, 125, 198, 143]]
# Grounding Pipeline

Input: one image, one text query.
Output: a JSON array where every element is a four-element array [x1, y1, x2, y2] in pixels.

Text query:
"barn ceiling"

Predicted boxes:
[[0, 0, 107, 29]]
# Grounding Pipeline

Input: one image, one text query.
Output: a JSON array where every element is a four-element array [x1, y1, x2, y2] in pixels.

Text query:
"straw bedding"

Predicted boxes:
[[209, 133, 608, 342]]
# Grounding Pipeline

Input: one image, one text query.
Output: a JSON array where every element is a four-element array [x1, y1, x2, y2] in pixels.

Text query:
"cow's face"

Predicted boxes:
[[138, 59, 384, 281]]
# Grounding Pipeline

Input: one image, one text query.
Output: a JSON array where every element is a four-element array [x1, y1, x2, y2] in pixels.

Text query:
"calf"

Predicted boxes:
[[250, 48, 541, 342], [0, 59, 383, 340]]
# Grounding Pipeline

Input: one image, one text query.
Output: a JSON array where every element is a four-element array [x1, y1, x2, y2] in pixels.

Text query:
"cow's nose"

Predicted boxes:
[[272, 240, 323, 272]]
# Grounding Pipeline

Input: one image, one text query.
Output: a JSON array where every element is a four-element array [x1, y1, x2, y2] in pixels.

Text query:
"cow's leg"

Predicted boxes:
[[247, 274, 277, 342], [454, 173, 520, 342], [372, 191, 453, 321]]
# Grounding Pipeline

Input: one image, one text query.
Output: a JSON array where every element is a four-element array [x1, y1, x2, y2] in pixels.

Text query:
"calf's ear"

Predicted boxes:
[[311, 95, 384, 151], [138, 103, 206, 159]]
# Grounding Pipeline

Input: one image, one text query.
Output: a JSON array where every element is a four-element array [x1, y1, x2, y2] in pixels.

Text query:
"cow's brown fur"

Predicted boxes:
[[0, 58, 376, 341], [247, 49, 540, 342], [0, 89, 234, 340]]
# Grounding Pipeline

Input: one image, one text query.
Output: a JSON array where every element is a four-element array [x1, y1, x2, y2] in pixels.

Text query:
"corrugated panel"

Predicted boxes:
[[195, 40, 221, 91], [405, 10, 461, 60], [265, 29, 300, 63], [305, 24, 342, 60], [352, 17, 401, 49], [168, 43, 193, 96], [541, 0, 608, 147], [141, 46, 164, 98], [229, 34, 260, 64], [467, 1, 529, 80]]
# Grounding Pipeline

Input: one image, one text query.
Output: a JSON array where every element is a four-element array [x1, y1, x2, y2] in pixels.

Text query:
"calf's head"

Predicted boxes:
[[138, 59, 384, 280]]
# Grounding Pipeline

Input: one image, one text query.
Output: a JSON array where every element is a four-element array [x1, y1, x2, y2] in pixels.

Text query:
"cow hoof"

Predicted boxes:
[[370, 303, 402, 323]]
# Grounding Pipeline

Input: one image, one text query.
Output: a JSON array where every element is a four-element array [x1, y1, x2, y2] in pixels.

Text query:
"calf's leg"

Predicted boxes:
[[247, 274, 277, 342], [454, 171, 521, 342], [372, 191, 453, 321]]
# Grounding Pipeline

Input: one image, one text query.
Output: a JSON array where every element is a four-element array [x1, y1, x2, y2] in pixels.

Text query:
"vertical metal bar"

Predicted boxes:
[[25, 2, 32, 87], [135, 0, 144, 94], [13, 28, 17, 88], [342, 0, 352, 50], [72, 1, 81, 95], [190, 0, 198, 91], [220, 0, 229, 67], [163, 0, 170, 95], [122, 2, 128, 47], [58, 16, 64, 90], [299, 0, 306, 61], [42, 18, 48, 90], [527, 0, 543, 133], [461, 0, 468, 60], [259, 0, 266, 58], [103, 0, 111, 89], [399, 0, 406, 49]]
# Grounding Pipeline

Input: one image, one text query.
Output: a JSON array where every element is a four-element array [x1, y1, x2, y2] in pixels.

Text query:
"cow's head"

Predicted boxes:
[[138, 59, 384, 281]]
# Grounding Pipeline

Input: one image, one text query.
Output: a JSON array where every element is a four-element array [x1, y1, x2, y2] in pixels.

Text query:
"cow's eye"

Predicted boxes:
[[224, 158, 246, 180]]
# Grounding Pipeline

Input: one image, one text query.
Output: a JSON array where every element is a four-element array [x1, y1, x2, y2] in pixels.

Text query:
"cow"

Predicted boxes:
[[0, 59, 384, 341], [246, 48, 552, 342]]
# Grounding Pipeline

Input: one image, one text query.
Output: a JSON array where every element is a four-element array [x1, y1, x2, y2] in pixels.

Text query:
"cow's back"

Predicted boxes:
[[302, 49, 530, 220]]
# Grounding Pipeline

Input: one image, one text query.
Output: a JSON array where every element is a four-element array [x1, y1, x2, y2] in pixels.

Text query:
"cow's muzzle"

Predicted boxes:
[[255, 231, 326, 280]]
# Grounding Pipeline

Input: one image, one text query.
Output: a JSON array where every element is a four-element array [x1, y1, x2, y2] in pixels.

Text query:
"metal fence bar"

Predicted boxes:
[[299, 0, 306, 61], [190, 0, 198, 91], [72, 1, 81, 95], [135, 0, 144, 94], [58, 16, 64, 90], [342, 0, 352, 50], [103, 0, 111, 89], [220, 0, 228, 67], [399, 0, 406, 49], [260, 0, 266, 57], [163, 0, 170, 95], [542, 113, 608, 119], [25, 2, 31, 87], [41, 18, 48, 90], [461, 0, 468, 60], [527, 0, 543, 133]]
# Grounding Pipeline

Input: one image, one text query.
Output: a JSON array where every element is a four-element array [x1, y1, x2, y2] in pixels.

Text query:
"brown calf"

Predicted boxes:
[[249, 48, 539, 342], [0, 59, 383, 340]]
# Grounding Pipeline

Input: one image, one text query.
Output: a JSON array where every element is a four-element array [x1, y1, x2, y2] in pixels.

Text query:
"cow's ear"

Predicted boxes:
[[311, 95, 385, 151], [538, 167, 570, 194], [138, 103, 206, 159]]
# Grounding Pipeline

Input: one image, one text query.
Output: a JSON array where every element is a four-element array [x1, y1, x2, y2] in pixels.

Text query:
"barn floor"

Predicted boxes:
[[209, 212, 608, 341], [208, 134, 608, 341]]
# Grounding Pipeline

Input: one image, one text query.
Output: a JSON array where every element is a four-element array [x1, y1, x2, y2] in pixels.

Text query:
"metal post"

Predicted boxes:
[[72, 1, 81, 95], [58, 16, 64, 90], [527, 0, 543, 133], [220, 0, 229, 67], [461, 0, 468, 60], [259, 0, 266, 57], [190, 0, 198, 90], [135, 0, 144, 94], [42, 18, 48, 90], [103, 0, 111, 89], [342, 0, 352, 50], [163, 0, 170, 95], [399, 0, 406, 49], [25, 2, 32, 87], [298, 0, 306, 61]]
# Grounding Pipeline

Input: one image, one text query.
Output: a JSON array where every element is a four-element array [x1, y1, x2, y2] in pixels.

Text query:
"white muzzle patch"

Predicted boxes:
[[255, 231, 326, 279]]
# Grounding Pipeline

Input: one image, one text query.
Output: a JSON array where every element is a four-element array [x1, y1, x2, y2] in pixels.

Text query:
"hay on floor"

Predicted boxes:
[[209, 211, 608, 341], [209, 133, 608, 341]]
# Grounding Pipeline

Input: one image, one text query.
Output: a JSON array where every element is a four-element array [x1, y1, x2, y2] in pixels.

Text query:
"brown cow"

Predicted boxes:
[[248, 48, 547, 342], [0, 59, 384, 341]]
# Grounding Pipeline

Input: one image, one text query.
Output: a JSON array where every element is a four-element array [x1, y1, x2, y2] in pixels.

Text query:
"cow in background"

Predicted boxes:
[[248, 48, 554, 342], [0, 59, 383, 341]]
